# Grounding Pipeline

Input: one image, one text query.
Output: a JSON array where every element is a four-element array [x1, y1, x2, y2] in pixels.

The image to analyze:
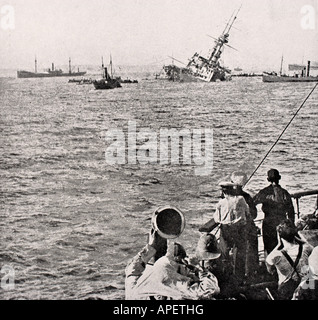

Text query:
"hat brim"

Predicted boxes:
[[218, 181, 236, 187], [196, 251, 221, 260]]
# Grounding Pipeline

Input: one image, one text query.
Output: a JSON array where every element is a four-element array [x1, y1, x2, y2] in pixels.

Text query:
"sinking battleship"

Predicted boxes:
[[162, 8, 240, 82]]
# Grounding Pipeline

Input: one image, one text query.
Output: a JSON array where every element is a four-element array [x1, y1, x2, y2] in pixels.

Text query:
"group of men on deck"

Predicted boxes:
[[125, 169, 318, 300]]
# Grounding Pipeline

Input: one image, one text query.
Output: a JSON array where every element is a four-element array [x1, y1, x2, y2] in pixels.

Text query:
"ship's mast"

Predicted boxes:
[[279, 55, 284, 76], [172, 54, 175, 82], [208, 6, 241, 64], [101, 56, 105, 78], [225, 5, 242, 35], [222, 11, 235, 35], [69, 57, 72, 74], [110, 54, 113, 78], [35, 56, 37, 73]]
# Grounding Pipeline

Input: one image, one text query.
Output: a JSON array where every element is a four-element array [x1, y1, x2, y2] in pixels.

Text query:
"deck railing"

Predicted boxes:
[[291, 189, 318, 218]]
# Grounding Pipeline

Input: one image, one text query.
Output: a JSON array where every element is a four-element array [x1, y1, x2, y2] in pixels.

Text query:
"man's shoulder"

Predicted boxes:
[[302, 242, 314, 255], [225, 195, 247, 205], [242, 191, 254, 201], [237, 195, 249, 205], [266, 248, 282, 264], [280, 186, 292, 196], [254, 185, 273, 196], [218, 198, 228, 206], [275, 185, 293, 201]]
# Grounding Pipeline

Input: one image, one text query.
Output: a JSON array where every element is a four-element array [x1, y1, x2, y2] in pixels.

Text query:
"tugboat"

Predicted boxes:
[[93, 57, 121, 90], [162, 7, 241, 82]]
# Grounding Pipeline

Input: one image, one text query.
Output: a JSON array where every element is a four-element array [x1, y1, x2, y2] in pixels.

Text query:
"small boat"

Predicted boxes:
[[69, 78, 93, 84], [115, 76, 138, 84], [68, 79, 82, 83], [93, 69, 121, 89], [93, 57, 121, 90], [78, 78, 93, 85]]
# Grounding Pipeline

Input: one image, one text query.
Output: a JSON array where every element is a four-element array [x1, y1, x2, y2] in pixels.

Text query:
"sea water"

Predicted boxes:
[[0, 73, 317, 299]]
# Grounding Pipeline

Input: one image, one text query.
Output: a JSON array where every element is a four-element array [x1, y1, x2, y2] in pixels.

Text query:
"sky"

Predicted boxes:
[[0, 0, 317, 72]]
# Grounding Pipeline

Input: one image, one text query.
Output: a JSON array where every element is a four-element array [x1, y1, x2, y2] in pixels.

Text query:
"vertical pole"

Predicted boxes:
[[307, 61, 311, 77], [280, 56, 284, 76], [296, 198, 300, 219], [110, 54, 113, 78], [101, 57, 104, 78]]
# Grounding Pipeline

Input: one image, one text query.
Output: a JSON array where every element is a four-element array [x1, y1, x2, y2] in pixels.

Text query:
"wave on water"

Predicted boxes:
[[1, 75, 317, 299]]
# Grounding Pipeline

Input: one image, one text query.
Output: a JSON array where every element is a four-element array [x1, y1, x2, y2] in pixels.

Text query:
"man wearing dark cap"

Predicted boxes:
[[253, 169, 295, 254]]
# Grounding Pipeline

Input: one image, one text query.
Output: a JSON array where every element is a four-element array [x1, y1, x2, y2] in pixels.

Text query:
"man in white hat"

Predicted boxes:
[[194, 233, 239, 298], [230, 171, 260, 277], [199, 177, 250, 288]]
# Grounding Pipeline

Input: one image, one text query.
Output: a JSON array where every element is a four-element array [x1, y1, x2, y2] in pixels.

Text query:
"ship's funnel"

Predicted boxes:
[[52, 63, 54, 71], [307, 61, 311, 77]]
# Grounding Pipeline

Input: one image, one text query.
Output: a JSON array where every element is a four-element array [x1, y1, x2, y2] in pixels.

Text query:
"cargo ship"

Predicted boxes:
[[262, 60, 318, 83], [17, 58, 86, 78]]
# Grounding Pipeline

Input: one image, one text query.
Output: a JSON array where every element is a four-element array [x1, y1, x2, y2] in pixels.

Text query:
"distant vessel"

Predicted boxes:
[[232, 67, 262, 78], [115, 77, 138, 84], [262, 75, 318, 83], [162, 7, 241, 82], [17, 58, 86, 78], [93, 57, 121, 90], [263, 60, 318, 83], [68, 78, 93, 84], [232, 73, 262, 78]]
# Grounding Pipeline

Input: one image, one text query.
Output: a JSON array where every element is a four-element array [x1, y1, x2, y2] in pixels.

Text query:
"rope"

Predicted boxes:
[[244, 82, 318, 188]]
